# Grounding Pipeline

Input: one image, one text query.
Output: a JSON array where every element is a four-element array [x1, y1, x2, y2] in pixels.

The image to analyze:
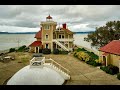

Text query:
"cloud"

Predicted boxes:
[[0, 5, 119, 32]]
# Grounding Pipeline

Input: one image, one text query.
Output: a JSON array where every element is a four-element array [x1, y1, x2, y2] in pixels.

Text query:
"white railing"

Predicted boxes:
[[41, 21, 57, 24], [53, 39, 69, 51], [45, 58, 70, 76], [53, 39, 74, 42], [30, 57, 45, 68]]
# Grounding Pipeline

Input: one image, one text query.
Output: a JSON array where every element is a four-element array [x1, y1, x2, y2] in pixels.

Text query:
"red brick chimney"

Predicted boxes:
[[62, 23, 66, 29]]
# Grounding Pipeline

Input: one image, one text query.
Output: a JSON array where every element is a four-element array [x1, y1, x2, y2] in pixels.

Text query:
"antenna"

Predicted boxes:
[[59, 23, 60, 28], [58, 23, 60, 32]]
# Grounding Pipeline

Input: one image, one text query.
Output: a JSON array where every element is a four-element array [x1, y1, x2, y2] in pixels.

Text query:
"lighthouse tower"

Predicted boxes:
[[41, 15, 57, 51]]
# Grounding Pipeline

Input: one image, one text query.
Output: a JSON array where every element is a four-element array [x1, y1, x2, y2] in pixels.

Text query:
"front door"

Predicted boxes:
[[103, 56, 106, 66], [39, 49, 42, 53], [35, 47, 39, 53], [45, 44, 49, 49]]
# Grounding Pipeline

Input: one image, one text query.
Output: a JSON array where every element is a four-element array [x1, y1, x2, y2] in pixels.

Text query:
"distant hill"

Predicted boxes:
[[0, 32, 37, 34], [74, 31, 94, 34]]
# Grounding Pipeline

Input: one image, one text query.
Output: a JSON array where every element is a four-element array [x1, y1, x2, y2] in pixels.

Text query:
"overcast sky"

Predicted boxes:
[[0, 5, 120, 32]]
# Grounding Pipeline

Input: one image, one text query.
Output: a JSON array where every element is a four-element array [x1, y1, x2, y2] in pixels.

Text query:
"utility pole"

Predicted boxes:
[[17, 38, 20, 49]]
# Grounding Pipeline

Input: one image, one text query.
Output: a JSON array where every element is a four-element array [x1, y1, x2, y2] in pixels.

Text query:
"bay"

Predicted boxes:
[[0, 33, 97, 53]]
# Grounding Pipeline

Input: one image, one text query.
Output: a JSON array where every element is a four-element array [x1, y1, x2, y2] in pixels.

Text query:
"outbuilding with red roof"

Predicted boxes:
[[99, 40, 120, 71]]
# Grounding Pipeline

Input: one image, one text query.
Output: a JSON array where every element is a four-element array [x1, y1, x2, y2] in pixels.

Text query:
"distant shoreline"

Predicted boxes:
[[0, 32, 37, 34], [0, 31, 94, 34], [0, 47, 19, 54]]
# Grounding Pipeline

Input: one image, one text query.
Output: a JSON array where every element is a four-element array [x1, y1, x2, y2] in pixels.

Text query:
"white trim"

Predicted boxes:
[[106, 56, 107, 66], [53, 39, 74, 42], [35, 47, 36, 53], [68, 42, 69, 49], [29, 47, 31, 51]]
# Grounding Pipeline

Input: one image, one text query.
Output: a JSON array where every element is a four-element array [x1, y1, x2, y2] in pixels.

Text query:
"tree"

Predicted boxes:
[[84, 21, 120, 48]]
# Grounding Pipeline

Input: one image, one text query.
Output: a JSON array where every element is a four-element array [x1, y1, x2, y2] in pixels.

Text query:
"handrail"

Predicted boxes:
[[53, 39, 74, 41], [51, 59, 70, 74], [45, 58, 70, 75], [53, 39, 69, 51]]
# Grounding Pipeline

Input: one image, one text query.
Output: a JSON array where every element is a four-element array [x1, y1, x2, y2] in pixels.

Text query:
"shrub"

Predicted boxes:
[[59, 51, 68, 54], [17, 45, 27, 52], [99, 59, 102, 63], [100, 65, 119, 75], [95, 59, 99, 63], [42, 48, 51, 54], [76, 51, 90, 62], [86, 51, 99, 60], [53, 49, 59, 54], [77, 48, 87, 52], [73, 51, 77, 57], [86, 59, 101, 66], [9, 48, 16, 52], [117, 73, 120, 80], [100, 66, 109, 72], [107, 64, 119, 74], [74, 48, 101, 67]]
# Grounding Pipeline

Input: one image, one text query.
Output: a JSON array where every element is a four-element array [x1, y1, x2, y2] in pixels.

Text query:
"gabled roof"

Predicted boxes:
[[99, 40, 120, 55], [56, 27, 74, 34], [29, 41, 42, 47], [35, 30, 42, 39], [61, 28, 73, 33]]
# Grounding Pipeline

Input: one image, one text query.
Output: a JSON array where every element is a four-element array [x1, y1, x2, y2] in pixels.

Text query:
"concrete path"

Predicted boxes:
[[45, 54, 120, 85], [0, 53, 120, 85]]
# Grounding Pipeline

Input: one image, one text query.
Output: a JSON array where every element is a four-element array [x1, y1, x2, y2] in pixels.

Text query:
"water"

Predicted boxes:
[[0, 34, 35, 51], [73, 33, 98, 52], [0, 33, 97, 52]]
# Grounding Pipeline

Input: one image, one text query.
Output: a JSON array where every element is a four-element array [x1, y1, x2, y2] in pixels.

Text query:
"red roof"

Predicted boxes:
[[60, 28, 73, 33], [46, 15, 52, 19], [99, 40, 120, 55], [29, 41, 42, 47], [35, 30, 42, 39]]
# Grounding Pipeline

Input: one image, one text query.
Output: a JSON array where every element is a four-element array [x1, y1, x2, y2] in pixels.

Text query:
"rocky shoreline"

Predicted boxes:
[[0, 49, 9, 55], [0, 47, 19, 55]]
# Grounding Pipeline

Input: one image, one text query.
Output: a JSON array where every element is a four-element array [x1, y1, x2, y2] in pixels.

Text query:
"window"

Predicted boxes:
[[44, 25, 50, 30], [59, 35, 61, 38], [45, 44, 49, 48], [62, 35, 64, 38], [45, 34, 49, 40], [59, 35, 64, 39]]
